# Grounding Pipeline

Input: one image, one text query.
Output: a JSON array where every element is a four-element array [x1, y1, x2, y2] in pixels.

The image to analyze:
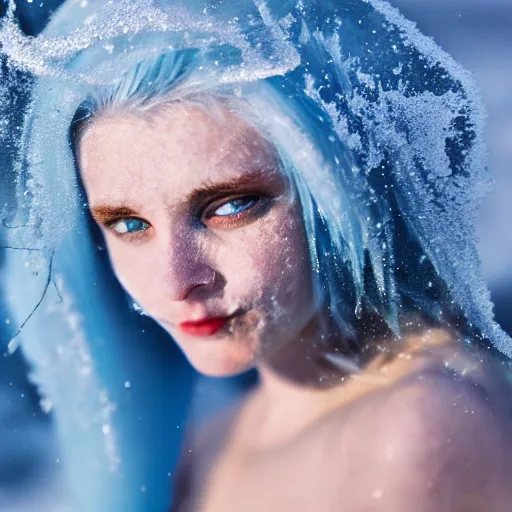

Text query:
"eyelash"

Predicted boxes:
[[105, 217, 150, 239], [200, 195, 263, 226], [104, 195, 267, 238]]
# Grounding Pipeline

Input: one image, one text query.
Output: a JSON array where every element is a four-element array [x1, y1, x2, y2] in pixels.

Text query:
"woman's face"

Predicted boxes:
[[78, 102, 318, 376]]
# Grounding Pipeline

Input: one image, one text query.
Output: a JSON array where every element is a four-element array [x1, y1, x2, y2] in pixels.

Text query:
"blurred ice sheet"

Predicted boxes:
[[0, 0, 511, 510], [390, 0, 512, 286], [0, 352, 72, 511]]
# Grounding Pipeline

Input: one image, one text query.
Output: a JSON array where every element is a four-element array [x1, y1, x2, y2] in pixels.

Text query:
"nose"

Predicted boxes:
[[161, 226, 218, 302]]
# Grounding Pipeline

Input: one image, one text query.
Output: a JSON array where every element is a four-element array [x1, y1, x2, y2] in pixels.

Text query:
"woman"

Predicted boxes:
[[2, 0, 512, 510]]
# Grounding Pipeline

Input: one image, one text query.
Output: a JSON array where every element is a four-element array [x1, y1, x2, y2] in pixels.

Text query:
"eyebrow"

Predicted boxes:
[[90, 205, 140, 224], [185, 169, 281, 206], [90, 168, 284, 223]]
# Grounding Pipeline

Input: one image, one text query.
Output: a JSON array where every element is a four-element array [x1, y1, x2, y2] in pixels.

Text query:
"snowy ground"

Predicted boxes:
[[0, 0, 511, 510]]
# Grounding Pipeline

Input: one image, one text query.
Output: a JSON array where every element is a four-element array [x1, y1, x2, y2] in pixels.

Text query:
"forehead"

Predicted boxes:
[[78, 103, 279, 206]]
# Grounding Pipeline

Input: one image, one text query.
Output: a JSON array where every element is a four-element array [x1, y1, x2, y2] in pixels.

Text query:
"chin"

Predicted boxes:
[[182, 341, 256, 377], [190, 356, 254, 378], [196, 365, 252, 378]]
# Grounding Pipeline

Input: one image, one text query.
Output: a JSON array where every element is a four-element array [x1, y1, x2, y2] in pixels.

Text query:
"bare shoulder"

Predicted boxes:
[[336, 348, 512, 511], [379, 360, 512, 466]]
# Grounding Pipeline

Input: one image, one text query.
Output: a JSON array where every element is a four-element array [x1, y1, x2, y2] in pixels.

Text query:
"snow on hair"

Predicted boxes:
[[70, 50, 467, 355]]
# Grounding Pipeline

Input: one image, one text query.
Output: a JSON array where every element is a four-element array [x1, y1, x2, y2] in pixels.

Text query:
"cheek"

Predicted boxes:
[[219, 205, 313, 311], [265, 213, 313, 307], [105, 239, 161, 305]]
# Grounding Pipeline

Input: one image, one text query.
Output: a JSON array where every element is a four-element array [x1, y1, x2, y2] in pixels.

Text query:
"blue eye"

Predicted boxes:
[[213, 198, 256, 217], [112, 218, 149, 235]]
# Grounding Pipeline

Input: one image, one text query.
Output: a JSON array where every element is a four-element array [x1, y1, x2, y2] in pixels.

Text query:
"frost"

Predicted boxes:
[[0, 0, 494, 354], [43, 275, 121, 473], [0, 5, 510, 509]]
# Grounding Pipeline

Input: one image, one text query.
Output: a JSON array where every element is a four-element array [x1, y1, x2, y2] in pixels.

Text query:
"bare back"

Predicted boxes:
[[171, 333, 512, 512]]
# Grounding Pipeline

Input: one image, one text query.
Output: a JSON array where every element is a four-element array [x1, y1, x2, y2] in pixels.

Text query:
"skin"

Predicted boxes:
[[79, 102, 323, 378], [78, 100, 512, 511]]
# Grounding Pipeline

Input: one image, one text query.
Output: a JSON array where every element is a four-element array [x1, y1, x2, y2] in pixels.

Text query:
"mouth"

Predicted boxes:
[[178, 311, 243, 337]]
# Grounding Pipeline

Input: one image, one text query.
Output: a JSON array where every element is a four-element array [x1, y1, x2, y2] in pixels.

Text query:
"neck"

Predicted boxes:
[[242, 311, 387, 451], [243, 319, 456, 452], [258, 308, 385, 389]]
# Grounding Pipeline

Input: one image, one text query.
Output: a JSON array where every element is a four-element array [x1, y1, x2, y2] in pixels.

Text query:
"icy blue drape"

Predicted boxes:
[[1, 0, 511, 511], [1, 7, 196, 508]]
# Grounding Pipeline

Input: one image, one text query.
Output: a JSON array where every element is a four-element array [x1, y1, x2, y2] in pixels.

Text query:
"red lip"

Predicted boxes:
[[179, 317, 230, 336]]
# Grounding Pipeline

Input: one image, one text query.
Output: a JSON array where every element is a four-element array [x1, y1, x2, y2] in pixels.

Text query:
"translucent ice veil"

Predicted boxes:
[[1, 0, 511, 510]]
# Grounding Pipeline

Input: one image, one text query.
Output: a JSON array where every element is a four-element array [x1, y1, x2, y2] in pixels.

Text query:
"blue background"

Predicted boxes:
[[0, 0, 510, 509]]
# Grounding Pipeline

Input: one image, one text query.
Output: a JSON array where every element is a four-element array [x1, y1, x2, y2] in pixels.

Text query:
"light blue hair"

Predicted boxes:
[[72, 48, 463, 356], [1, 0, 508, 360], [2, 1, 512, 510]]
